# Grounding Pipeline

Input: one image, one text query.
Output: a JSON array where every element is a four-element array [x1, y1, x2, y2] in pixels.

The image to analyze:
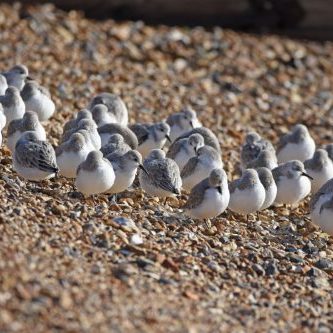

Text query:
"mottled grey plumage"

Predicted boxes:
[[56, 132, 86, 156], [257, 167, 274, 190], [129, 123, 150, 145], [167, 133, 204, 160], [7, 111, 39, 136], [62, 119, 97, 143], [175, 127, 220, 152], [246, 149, 277, 170], [3, 65, 29, 89], [229, 169, 258, 194], [130, 122, 170, 145], [77, 150, 111, 173], [272, 160, 305, 181], [21, 81, 50, 100], [277, 124, 309, 153], [324, 144, 333, 161], [15, 132, 58, 173], [310, 178, 333, 211], [304, 149, 330, 172], [0, 86, 22, 108], [98, 123, 138, 149], [63, 109, 92, 133], [100, 134, 131, 156]]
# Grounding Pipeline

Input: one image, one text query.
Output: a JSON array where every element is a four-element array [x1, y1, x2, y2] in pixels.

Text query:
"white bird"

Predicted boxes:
[[257, 167, 277, 210], [277, 124, 315, 163], [181, 145, 223, 191], [228, 169, 265, 218], [310, 179, 333, 236], [75, 150, 115, 197], [3, 64, 29, 90], [139, 149, 182, 198], [245, 149, 278, 170], [21, 81, 55, 121], [304, 149, 333, 193], [88, 93, 128, 126], [130, 122, 171, 158], [272, 160, 312, 205], [166, 133, 204, 171], [7, 111, 46, 152], [166, 107, 201, 142], [0, 86, 25, 128], [56, 132, 91, 178], [183, 168, 229, 220], [13, 131, 58, 181]]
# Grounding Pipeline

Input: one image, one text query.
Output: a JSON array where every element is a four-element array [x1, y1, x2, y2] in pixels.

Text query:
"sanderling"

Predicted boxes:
[[75, 150, 115, 197], [56, 132, 90, 178], [166, 133, 204, 171], [277, 124, 315, 163], [139, 149, 182, 199], [257, 167, 277, 210], [107, 150, 148, 195], [21, 81, 55, 121], [245, 149, 278, 170], [0, 74, 8, 95], [304, 149, 333, 193], [7, 111, 46, 152], [175, 127, 221, 152], [100, 133, 131, 156], [3, 65, 29, 90], [98, 123, 138, 149], [310, 179, 333, 236], [91, 104, 116, 127], [62, 119, 101, 150], [323, 144, 333, 162], [240, 132, 276, 168], [13, 131, 58, 181], [183, 168, 229, 220], [166, 107, 201, 142], [228, 169, 265, 218], [181, 145, 223, 191], [63, 109, 92, 133], [88, 93, 128, 126], [130, 122, 171, 158], [272, 160, 312, 205], [0, 86, 25, 127], [76, 129, 96, 152]]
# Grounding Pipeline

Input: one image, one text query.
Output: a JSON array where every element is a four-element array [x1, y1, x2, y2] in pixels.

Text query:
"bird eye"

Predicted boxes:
[[160, 128, 164, 132]]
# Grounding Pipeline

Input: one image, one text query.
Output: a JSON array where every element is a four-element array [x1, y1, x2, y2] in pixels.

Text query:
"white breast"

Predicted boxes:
[[57, 149, 89, 178], [261, 183, 277, 210], [278, 138, 315, 163], [108, 168, 137, 194], [306, 166, 333, 194], [25, 94, 55, 121]]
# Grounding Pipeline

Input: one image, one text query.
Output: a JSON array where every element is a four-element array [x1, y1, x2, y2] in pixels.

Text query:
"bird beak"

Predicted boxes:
[[26, 76, 34, 81], [216, 186, 222, 194], [301, 172, 313, 180], [139, 164, 149, 176], [166, 135, 172, 143], [194, 146, 198, 154], [190, 121, 194, 128]]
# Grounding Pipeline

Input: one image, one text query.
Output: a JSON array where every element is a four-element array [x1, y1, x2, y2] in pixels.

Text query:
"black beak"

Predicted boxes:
[[166, 135, 172, 143], [301, 172, 313, 180], [216, 186, 222, 194], [189, 121, 194, 129], [139, 164, 149, 176], [26, 76, 34, 81]]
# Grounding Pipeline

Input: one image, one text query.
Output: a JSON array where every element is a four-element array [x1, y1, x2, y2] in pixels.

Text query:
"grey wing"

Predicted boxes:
[[129, 124, 149, 145], [310, 179, 333, 210], [38, 85, 51, 97], [166, 141, 182, 160], [228, 178, 240, 194], [7, 119, 21, 136], [183, 179, 209, 209], [0, 95, 10, 108], [166, 114, 176, 127], [272, 166, 284, 183], [16, 141, 58, 172], [276, 134, 290, 153], [181, 157, 198, 178], [151, 160, 179, 194]]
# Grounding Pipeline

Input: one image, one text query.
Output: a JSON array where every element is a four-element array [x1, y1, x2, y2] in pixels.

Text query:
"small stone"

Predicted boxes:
[[252, 264, 265, 276], [265, 260, 278, 276], [314, 259, 333, 272], [130, 234, 143, 245]]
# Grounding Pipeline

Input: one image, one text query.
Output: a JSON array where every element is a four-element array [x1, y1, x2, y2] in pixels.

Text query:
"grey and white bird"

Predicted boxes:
[[166, 133, 204, 171], [175, 127, 221, 152], [91, 104, 116, 127], [257, 167, 277, 210], [3, 65, 29, 90], [7, 111, 46, 152], [75, 150, 115, 196], [0, 74, 8, 95], [310, 179, 333, 236], [240, 132, 277, 168], [130, 122, 171, 158], [63, 109, 93, 133], [56, 132, 91, 178], [13, 131, 58, 181], [277, 124, 315, 163], [166, 107, 201, 142], [139, 149, 182, 198], [272, 160, 312, 205], [100, 133, 131, 156], [21, 81, 55, 121], [107, 150, 148, 195], [0, 86, 25, 127], [98, 123, 138, 149], [304, 149, 333, 193], [181, 145, 223, 191], [183, 168, 229, 220], [245, 149, 278, 170], [88, 93, 128, 126], [228, 169, 265, 217], [62, 119, 101, 150]]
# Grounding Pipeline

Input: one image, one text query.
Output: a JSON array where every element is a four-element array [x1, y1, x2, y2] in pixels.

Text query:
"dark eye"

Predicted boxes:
[[160, 128, 164, 132]]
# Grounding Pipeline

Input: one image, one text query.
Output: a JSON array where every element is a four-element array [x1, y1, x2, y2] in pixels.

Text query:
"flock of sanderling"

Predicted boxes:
[[0, 64, 333, 236]]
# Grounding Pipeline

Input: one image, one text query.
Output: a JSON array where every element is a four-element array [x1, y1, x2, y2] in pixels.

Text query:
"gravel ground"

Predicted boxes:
[[0, 3, 332, 333]]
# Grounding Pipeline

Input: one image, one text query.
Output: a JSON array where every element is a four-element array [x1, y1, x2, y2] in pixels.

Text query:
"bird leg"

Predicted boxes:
[[108, 194, 118, 204], [204, 219, 211, 229]]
